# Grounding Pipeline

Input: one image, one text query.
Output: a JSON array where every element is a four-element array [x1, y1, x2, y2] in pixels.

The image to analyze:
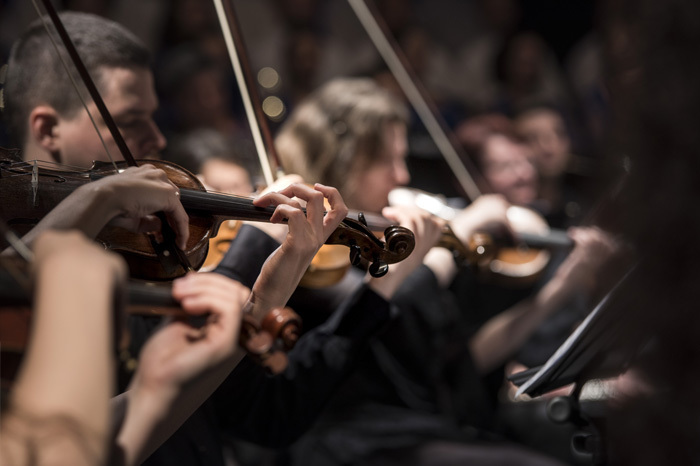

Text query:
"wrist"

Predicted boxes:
[[423, 247, 458, 288], [80, 181, 123, 228], [535, 274, 569, 312]]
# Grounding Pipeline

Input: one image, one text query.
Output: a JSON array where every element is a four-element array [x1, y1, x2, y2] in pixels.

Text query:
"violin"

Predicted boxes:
[[387, 187, 573, 286], [297, 209, 500, 289], [346, 1, 576, 287], [0, 156, 415, 281], [0, 255, 302, 389]]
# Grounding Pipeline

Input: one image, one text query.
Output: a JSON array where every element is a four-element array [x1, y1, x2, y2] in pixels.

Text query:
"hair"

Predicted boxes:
[[3, 12, 150, 146], [275, 77, 408, 200], [166, 127, 255, 176], [455, 112, 518, 171]]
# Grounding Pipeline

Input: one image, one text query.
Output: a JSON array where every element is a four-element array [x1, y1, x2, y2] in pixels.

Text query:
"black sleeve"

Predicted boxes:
[[213, 224, 280, 288], [211, 284, 392, 447]]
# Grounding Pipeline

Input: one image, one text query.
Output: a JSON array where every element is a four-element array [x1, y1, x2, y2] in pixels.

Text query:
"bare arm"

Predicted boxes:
[[244, 183, 348, 320], [469, 227, 619, 374], [1, 231, 126, 466], [112, 273, 249, 466], [16, 164, 189, 251]]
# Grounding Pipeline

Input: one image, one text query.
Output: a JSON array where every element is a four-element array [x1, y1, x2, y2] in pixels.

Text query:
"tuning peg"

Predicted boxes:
[[368, 260, 389, 278], [349, 244, 362, 266], [358, 212, 368, 227]]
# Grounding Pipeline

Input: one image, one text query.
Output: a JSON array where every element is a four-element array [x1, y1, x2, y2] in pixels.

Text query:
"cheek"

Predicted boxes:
[[486, 170, 510, 191], [60, 127, 111, 166], [350, 169, 392, 211]]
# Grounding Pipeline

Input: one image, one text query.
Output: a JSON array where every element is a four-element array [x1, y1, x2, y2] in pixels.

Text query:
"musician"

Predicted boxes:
[[2, 11, 442, 465], [0, 230, 249, 466], [268, 77, 618, 465]]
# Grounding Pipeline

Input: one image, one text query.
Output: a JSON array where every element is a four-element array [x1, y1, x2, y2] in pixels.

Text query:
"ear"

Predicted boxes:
[[28, 105, 61, 154]]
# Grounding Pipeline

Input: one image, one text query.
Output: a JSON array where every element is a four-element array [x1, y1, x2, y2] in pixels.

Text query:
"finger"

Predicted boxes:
[[164, 194, 190, 250], [298, 188, 324, 237], [275, 183, 318, 207], [172, 272, 249, 299], [381, 206, 416, 228], [258, 174, 305, 195], [314, 184, 348, 234], [173, 273, 249, 314], [253, 192, 303, 210], [270, 204, 307, 225], [381, 206, 402, 224]]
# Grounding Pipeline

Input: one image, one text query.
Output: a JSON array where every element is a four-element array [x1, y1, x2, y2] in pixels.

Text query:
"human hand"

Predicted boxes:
[[115, 272, 249, 466], [131, 272, 249, 400], [369, 205, 445, 299], [246, 174, 306, 243], [257, 173, 305, 196], [249, 183, 348, 314], [552, 227, 620, 296], [450, 194, 513, 245], [254, 183, 348, 262], [92, 164, 190, 249]]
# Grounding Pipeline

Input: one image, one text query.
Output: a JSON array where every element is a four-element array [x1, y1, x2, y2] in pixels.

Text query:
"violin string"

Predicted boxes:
[[1, 159, 104, 179], [30, 0, 119, 172]]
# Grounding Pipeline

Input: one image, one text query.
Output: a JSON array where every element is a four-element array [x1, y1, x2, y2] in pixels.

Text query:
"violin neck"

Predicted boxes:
[[179, 189, 277, 222], [347, 210, 392, 231], [518, 230, 573, 250]]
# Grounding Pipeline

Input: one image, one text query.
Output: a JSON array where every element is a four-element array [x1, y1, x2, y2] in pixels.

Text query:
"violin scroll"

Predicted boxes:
[[261, 307, 302, 351], [326, 217, 415, 278], [238, 307, 301, 375]]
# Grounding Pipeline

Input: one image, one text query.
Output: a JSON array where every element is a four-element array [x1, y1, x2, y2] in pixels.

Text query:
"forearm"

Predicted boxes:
[[21, 183, 120, 246], [247, 247, 312, 319], [12, 258, 115, 436], [214, 224, 280, 288], [7, 258, 116, 465], [113, 356, 239, 466], [422, 247, 458, 289], [469, 275, 570, 373]]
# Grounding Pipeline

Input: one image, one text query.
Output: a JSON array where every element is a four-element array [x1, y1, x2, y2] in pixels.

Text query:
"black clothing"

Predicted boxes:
[[133, 224, 393, 465], [289, 264, 497, 465]]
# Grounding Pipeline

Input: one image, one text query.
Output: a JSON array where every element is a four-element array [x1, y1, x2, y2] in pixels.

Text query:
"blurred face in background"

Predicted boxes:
[[480, 134, 538, 206], [515, 108, 571, 178], [199, 158, 253, 195], [350, 122, 410, 213]]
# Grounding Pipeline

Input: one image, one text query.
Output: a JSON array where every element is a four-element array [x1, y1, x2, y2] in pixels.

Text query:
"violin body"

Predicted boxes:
[[388, 187, 573, 287], [0, 156, 416, 281], [0, 257, 302, 390], [0, 158, 214, 280]]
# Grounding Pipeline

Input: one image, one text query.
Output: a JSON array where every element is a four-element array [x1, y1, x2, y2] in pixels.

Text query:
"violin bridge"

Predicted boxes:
[[32, 160, 38, 206]]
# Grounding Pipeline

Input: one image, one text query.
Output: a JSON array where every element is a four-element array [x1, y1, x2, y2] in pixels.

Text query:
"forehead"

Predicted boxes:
[[98, 66, 158, 113], [518, 110, 562, 132], [484, 135, 518, 160]]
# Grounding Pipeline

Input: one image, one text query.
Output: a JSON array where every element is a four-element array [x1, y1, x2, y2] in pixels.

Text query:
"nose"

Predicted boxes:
[[142, 120, 167, 156], [392, 158, 411, 186], [514, 159, 536, 182]]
